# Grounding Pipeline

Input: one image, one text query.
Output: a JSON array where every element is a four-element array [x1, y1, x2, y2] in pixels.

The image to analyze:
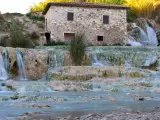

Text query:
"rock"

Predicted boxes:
[[131, 94, 145, 101], [107, 96, 116, 102], [50, 81, 88, 91], [30, 104, 51, 108], [139, 97, 144, 101], [157, 30, 160, 42], [10, 93, 19, 100], [6, 85, 16, 91], [64, 51, 89, 66], [135, 18, 147, 33], [5, 47, 48, 80], [20, 112, 41, 116], [47, 66, 124, 81], [19, 48, 48, 80], [6, 47, 17, 75], [56, 115, 71, 120]]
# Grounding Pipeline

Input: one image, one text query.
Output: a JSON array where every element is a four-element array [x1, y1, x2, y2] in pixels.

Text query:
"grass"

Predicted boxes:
[[69, 34, 86, 66]]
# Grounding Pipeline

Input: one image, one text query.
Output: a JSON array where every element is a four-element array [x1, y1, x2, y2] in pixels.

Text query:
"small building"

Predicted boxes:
[[42, 2, 129, 45]]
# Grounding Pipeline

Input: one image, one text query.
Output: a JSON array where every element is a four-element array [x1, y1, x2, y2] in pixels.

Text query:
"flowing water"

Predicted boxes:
[[1, 46, 160, 119], [128, 23, 158, 46], [3, 48, 9, 72], [0, 53, 8, 81], [16, 50, 27, 80], [146, 23, 158, 46], [91, 53, 104, 66], [1, 75, 160, 119], [48, 50, 64, 69]]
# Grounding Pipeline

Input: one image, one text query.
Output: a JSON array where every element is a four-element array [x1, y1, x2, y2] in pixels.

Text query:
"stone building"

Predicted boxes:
[[42, 2, 129, 45]]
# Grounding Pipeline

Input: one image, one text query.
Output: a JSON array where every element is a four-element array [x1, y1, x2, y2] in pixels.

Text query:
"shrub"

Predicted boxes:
[[26, 12, 45, 21], [9, 21, 34, 48], [44, 40, 67, 46], [30, 31, 40, 39], [0, 40, 8, 47], [127, 9, 137, 22], [69, 34, 86, 66]]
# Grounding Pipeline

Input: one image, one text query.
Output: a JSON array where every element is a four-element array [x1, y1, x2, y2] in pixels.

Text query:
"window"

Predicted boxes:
[[103, 15, 109, 24], [97, 36, 103, 41], [67, 12, 74, 21], [64, 33, 75, 41]]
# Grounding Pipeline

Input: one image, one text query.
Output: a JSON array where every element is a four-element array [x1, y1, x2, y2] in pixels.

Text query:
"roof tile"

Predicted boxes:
[[42, 2, 130, 15]]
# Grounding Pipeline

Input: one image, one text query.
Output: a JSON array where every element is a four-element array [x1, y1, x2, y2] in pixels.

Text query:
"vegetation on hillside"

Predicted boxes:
[[124, 0, 159, 18], [0, 21, 35, 48], [9, 21, 34, 48], [26, 12, 45, 21], [29, 0, 160, 22], [29, 0, 124, 12]]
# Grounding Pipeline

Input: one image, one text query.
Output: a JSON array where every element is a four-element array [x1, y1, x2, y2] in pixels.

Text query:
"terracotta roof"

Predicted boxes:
[[42, 2, 130, 15]]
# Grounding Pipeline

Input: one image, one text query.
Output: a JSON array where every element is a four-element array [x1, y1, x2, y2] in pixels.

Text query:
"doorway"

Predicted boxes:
[[45, 32, 51, 43]]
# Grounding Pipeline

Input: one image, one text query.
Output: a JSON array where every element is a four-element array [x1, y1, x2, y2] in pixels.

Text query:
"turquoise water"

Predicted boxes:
[[1, 76, 160, 119]]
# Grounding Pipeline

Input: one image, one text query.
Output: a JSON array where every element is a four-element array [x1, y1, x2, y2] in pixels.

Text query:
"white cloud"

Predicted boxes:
[[0, 0, 42, 13]]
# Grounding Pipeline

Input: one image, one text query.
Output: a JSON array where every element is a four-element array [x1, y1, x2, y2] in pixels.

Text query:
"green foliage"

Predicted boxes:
[[143, 82, 153, 87], [26, 12, 45, 21], [94, 0, 125, 4], [44, 40, 67, 46], [30, 31, 40, 39], [124, 0, 159, 18], [29, 0, 125, 12], [127, 9, 137, 22], [69, 34, 86, 66], [29, 0, 160, 21], [111, 87, 119, 92], [0, 40, 8, 47], [9, 13, 24, 16], [9, 21, 34, 48], [128, 71, 143, 78]]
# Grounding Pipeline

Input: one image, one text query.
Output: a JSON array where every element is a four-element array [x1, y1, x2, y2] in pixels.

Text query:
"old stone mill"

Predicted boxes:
[[0, 1, 160, 119]]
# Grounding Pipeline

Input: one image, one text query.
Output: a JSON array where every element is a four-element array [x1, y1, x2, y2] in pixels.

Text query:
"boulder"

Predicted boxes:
[[19, 48, 48, 80], [5, 47, 48, 80], [6, 47, 17, 75]]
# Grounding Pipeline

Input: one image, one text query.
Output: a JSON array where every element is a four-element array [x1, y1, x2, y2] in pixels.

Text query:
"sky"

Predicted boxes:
[[0, 0, 42, 14]]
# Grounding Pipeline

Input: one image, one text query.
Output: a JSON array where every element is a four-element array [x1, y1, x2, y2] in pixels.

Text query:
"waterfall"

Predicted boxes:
[[128, 23, 158, 46], [48, 50, 64, 69], [128, 36, 142, 46], [3, 48, 9, 72], [91, 53, 104, 66], [146, 24, 158, 46], [144, 56, 157, 66], [137, 25, 150, 45], [16, 50, 27, 80], [0, 53, 8, 80]]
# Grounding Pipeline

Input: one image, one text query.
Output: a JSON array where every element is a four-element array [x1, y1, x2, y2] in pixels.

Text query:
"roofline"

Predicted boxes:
[[42, 2, 130, 15]]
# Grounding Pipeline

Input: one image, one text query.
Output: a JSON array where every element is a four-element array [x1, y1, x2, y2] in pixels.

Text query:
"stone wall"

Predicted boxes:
[[45, 6, 128, 45]]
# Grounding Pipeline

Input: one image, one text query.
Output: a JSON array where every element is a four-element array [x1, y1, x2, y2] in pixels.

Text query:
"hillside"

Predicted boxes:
[[0, 12, 45, 45]]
